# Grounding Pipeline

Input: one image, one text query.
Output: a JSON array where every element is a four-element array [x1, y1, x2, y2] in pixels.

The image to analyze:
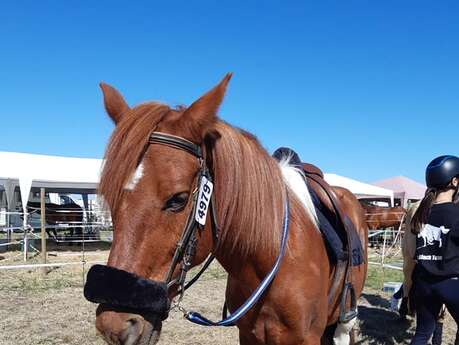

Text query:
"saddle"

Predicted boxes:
[[303, 163, 363, 265], [273, 147, 361, 256], [273, 147, 363, 322], [303, 162, 324, 179]]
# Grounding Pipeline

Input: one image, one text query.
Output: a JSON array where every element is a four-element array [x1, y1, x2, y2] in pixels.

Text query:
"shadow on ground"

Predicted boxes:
[[357, 293, 414, 345]]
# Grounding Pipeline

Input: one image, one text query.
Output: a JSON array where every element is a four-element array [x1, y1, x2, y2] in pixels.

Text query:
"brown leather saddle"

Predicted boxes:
[[302, 162, 359, 322], [303, 162, 325, 179], [303, 163, 346, 228], [272, 147, 359, 322]]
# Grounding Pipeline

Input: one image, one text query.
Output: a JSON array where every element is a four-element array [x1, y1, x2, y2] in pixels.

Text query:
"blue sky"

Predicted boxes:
[[1, 1, 458, 183]]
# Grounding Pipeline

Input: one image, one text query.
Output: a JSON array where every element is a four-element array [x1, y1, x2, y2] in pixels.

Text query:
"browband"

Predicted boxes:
[[149, 132, 202, 158]]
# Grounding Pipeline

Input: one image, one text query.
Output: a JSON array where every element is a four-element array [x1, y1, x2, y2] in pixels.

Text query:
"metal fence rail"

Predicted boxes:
[[0, 193, 112, 273]]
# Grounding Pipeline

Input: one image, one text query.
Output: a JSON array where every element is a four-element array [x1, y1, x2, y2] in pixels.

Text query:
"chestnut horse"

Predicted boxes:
[[27, 201, 83, 240], [360, 202, 406, 230], [93, 74, 368, 345]]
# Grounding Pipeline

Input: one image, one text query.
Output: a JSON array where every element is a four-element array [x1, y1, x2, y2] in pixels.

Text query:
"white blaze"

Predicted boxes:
[[125, 163, 144, 190]]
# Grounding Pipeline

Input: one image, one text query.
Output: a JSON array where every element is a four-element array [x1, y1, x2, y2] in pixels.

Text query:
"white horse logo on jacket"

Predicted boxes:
[[417, 224, 450, 249]]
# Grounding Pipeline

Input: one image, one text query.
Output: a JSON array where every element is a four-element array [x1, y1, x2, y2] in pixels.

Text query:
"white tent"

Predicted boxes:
[[0, 151, 103, 216], [0, 151, 394, 213], [324, 173, 394, 204]]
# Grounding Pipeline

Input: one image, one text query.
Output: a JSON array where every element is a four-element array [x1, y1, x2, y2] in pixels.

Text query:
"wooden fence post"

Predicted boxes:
[[380, 228, 387, 289], [40, 188, 47, 276]]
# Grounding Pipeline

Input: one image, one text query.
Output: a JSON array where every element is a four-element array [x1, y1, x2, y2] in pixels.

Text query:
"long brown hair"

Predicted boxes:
[[454, 183, 459, 204], [411, 188, 437, 234], [411, 181, 459, 234]]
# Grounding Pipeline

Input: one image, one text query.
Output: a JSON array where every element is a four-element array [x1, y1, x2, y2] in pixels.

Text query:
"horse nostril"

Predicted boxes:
[[120, 316, 144, 345], [126, 316, 142, 329]]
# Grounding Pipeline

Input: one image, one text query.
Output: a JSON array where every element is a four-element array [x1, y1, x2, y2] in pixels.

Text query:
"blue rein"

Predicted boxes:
[[185, 196, 290, 326]]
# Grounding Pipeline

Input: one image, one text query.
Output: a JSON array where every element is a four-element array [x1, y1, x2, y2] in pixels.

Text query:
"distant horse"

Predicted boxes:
[[360, 202, 406, 230], [27, 201, 83, 241], [90, 75, 368, 345]]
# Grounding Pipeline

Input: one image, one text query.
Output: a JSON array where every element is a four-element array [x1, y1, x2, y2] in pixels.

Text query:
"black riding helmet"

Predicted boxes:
[[426, 155, 459, 189]]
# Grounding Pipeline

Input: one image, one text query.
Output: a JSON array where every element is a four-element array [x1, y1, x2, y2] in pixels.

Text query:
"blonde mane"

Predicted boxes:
[[211, 122, 289, 257]]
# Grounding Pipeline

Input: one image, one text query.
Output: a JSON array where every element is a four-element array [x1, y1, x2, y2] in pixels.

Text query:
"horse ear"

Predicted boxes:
[[183, 73, 232, 140], [99, 82, 130, 124]]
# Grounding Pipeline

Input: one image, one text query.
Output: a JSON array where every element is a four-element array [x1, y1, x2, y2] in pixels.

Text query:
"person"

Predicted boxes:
[[410, 155, 459, 345]]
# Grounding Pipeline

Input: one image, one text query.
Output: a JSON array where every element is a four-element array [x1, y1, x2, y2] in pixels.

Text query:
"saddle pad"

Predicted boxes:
[[272, 146, 364, 266], [309, 186, 364, 266]]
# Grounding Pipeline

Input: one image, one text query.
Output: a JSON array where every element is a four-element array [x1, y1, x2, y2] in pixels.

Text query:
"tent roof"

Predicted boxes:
[[372, 176, 426, 200], [0, 151, 394, 202], [324, 173, 394, 199], [0, 151, 102, 191]]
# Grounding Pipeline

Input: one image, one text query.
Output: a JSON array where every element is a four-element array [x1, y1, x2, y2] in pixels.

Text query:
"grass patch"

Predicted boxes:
[[366, 264, 404, 291]]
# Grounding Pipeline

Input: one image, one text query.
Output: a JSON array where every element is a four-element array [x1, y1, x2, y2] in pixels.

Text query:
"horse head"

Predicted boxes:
[[93, 74, 231, 345]]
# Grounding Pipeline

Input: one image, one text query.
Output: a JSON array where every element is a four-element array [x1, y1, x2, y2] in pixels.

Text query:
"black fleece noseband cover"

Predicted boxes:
[[84, 264, 169, 315]]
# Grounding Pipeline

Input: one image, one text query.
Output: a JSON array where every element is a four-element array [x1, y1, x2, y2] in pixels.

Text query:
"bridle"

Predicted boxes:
[[148, 132, 219, 300], [84, 130, 290, 327], [148, 131, 291, 326]]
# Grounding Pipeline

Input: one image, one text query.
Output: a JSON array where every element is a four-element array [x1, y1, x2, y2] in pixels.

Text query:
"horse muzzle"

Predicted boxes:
[[85, 265, 170, 345], [96, 305, 162, 345]]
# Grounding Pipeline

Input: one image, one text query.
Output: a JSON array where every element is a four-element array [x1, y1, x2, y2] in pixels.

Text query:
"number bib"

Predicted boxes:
[[195, 175, 214, 226]]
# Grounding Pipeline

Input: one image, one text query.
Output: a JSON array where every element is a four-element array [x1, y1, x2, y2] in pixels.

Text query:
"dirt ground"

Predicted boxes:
[[0, 246, 457, 345]]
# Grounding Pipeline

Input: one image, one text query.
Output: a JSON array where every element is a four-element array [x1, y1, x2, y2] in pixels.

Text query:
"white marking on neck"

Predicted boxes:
[[278, 158, 319, 230], [125, 163, 144, 190]]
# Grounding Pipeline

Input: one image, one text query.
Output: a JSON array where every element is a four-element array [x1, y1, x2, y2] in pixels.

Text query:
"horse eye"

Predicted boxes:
[[163, 192, 189, 212]]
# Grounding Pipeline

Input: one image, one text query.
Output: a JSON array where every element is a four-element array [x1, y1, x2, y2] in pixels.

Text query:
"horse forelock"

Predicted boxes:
[[98, 102, 171, 216]]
